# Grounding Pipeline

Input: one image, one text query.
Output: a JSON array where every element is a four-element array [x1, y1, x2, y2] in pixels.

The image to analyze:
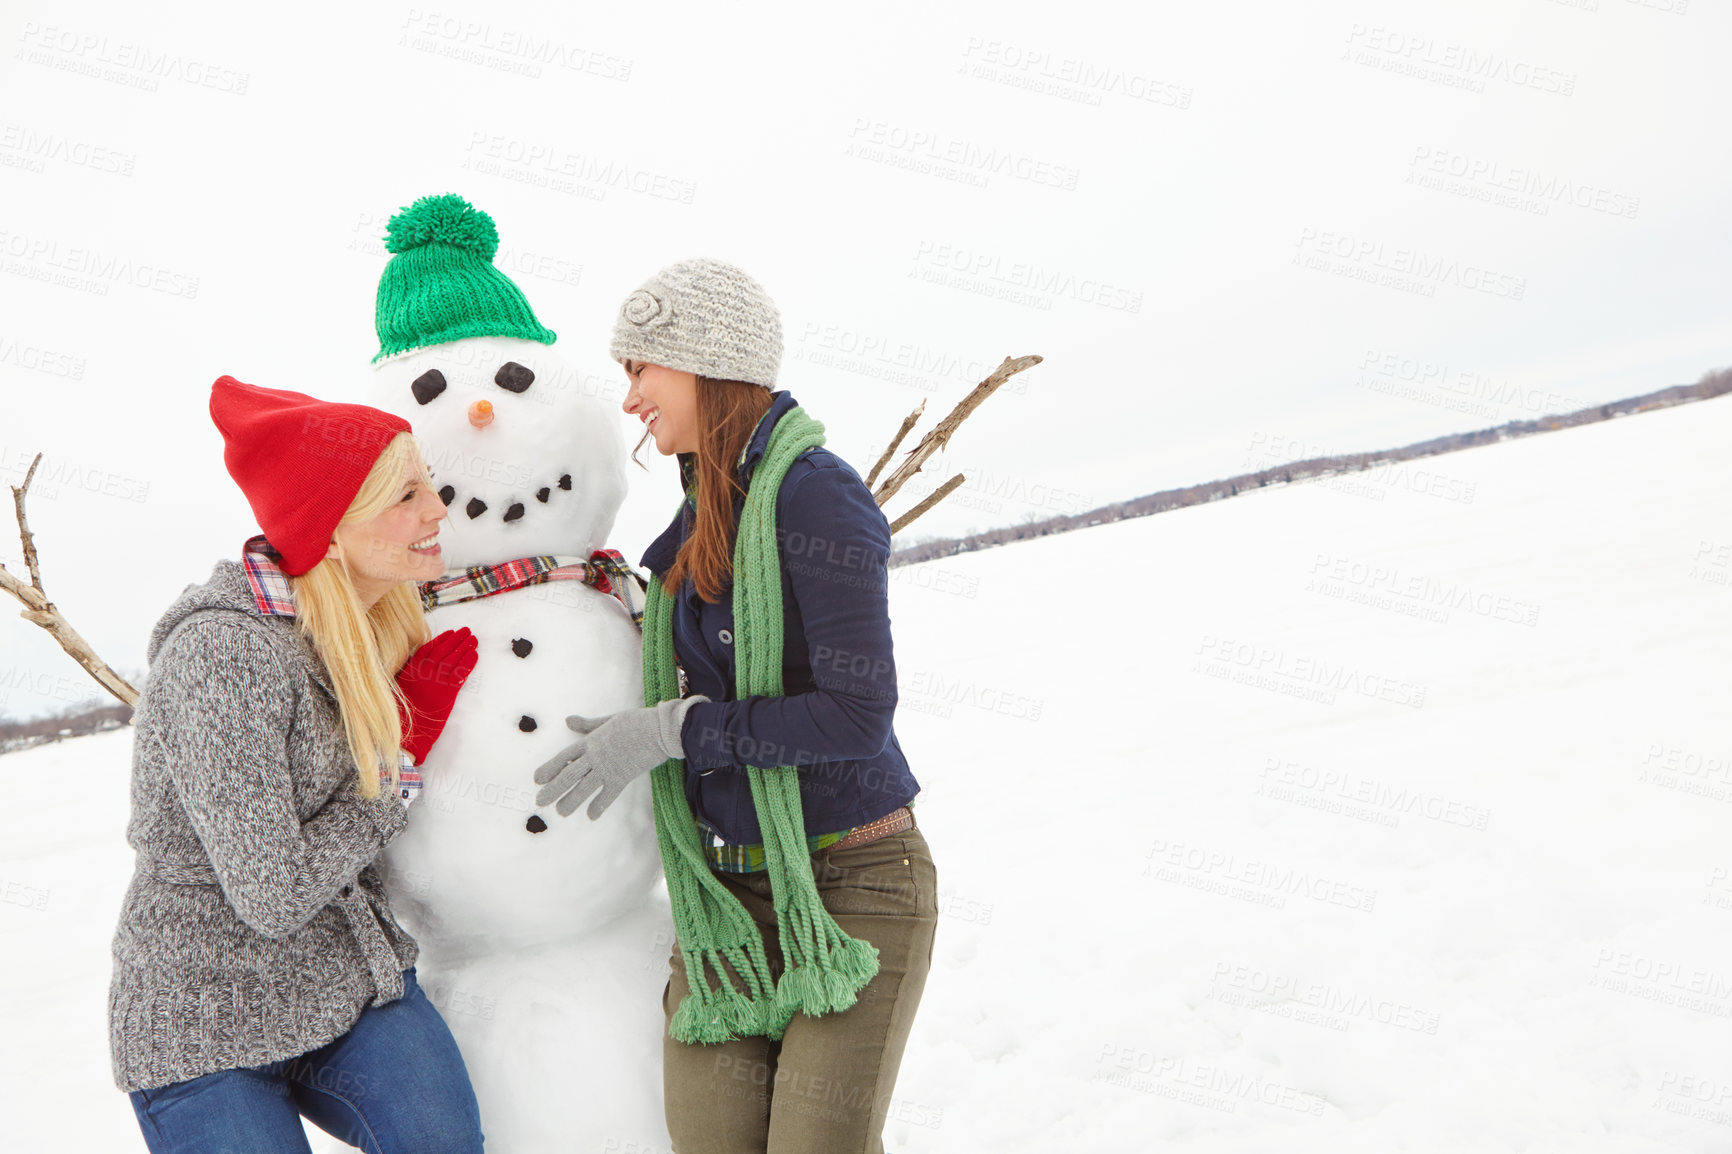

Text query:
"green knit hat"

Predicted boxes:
[[372, 193, 557, 362]]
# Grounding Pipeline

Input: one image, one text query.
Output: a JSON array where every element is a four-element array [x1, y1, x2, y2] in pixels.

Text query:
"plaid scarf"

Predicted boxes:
[[241, 535, 421, 806], [418, 549, 648, 626]]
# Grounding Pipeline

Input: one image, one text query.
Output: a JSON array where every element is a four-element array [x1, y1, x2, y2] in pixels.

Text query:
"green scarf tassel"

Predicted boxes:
[[645, 405, 882, 1044]]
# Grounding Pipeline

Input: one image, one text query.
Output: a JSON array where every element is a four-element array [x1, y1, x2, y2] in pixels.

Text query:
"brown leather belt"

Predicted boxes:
[[832, 805, 914, 850]]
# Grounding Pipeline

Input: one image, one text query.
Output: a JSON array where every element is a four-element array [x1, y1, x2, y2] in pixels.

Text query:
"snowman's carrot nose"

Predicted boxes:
[[469, 399, 494, 429]]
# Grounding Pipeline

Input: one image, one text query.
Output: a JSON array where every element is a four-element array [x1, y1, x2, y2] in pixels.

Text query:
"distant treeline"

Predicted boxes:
[[0, 700, 133, 757], [889, 367, 1732, 568]]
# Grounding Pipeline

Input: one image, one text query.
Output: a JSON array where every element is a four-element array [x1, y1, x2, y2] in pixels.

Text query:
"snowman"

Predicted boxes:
[[353, 194, 671, 1153]]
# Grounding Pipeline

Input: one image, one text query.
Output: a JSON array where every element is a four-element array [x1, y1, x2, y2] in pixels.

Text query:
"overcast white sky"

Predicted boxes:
[[2, 0, 1725, 716]]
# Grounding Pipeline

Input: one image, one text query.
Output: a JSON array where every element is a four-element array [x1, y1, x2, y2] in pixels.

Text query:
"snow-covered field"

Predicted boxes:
[[4, 394, 1729, 1152]]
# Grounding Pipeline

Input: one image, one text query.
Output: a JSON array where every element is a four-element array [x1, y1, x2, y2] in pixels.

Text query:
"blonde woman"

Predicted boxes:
[[109, 376, 483, 1153]]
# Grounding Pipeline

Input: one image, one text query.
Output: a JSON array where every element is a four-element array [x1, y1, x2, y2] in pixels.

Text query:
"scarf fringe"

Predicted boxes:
[[670, 987, 756, 1045], [775, 937, 881, 1017]]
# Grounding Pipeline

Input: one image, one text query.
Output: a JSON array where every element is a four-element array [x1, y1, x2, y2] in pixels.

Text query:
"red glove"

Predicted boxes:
[[396, 627, 479, 765]]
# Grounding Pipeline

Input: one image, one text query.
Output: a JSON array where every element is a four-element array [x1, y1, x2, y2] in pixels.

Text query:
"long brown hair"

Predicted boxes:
[[633, 377, 774, 603]]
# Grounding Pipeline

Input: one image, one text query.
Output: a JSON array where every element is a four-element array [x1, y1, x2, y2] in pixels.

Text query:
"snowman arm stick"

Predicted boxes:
[[2, 453, 140, 706], [886, 473, 966, 536], [868, 354, 1041, 521], [864, 401, 924, 490]]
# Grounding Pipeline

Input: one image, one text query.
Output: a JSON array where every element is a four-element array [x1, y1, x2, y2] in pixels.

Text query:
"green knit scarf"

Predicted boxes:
[[643, 405, 881, 1044]]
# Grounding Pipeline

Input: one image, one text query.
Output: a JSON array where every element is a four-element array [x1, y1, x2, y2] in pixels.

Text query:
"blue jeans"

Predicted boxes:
[[128, 967, 484, 1154]]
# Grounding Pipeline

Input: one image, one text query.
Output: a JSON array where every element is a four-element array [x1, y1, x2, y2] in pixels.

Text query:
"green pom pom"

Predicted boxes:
[[384, 193, 500, 261]]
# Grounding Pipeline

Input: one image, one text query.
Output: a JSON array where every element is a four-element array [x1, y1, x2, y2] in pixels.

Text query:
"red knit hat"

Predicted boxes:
[[209, 376, 412, 576]]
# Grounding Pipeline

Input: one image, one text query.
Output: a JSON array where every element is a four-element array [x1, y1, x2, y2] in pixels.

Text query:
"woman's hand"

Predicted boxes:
[[396, 627, 479, 765], [532, 696, 710, 820]]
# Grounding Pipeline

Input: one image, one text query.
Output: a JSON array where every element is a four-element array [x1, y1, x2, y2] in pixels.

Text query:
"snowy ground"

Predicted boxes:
[[4, 395, 1730, 1152]]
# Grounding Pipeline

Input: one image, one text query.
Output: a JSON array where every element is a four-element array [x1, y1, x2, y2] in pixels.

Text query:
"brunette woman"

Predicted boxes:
[[532, 260, 936, 1154]]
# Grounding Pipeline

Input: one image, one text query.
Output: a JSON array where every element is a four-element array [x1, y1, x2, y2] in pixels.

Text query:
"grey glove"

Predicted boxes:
[[531, 696, 710, 820]]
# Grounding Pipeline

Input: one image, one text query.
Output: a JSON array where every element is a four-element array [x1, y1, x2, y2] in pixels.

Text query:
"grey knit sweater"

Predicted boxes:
[[108, 559, 419, 1093]]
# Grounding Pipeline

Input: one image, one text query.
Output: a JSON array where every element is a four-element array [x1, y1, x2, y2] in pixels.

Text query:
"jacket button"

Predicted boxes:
[[718, 629, 733, 644]]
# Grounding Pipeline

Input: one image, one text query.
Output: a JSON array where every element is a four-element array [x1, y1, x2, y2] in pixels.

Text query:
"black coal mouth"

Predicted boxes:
[[434, 472, 577, 523]]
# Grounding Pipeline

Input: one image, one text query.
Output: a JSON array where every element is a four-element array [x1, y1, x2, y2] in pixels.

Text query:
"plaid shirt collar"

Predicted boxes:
[[241, 535, 297, 617]]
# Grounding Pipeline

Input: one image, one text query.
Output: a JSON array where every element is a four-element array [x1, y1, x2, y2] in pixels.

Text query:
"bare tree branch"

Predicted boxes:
[[864, 400, 925, 490], [888, 473, 965, 535], [13, 453, 43, 593], [2, 453, 140, 707], [872, 354, 1042, 520]]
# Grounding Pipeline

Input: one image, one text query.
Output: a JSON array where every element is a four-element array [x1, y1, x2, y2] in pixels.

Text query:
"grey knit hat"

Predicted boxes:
[[609, 258, 782, 388]]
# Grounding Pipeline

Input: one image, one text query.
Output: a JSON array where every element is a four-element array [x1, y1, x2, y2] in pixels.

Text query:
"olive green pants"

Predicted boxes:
[[662, 823, 938, 1154]]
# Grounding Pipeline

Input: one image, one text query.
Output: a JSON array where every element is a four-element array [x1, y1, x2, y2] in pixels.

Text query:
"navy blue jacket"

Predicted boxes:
[[639, 390, 919, 845]]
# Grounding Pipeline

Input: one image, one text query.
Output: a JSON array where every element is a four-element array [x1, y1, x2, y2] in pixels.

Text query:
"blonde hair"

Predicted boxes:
[[289, 432, 433, 798]]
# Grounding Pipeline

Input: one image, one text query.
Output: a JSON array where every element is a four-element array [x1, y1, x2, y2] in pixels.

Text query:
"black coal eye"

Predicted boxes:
[[411, 370, 447, 405], [495, 362, 535, 393]]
